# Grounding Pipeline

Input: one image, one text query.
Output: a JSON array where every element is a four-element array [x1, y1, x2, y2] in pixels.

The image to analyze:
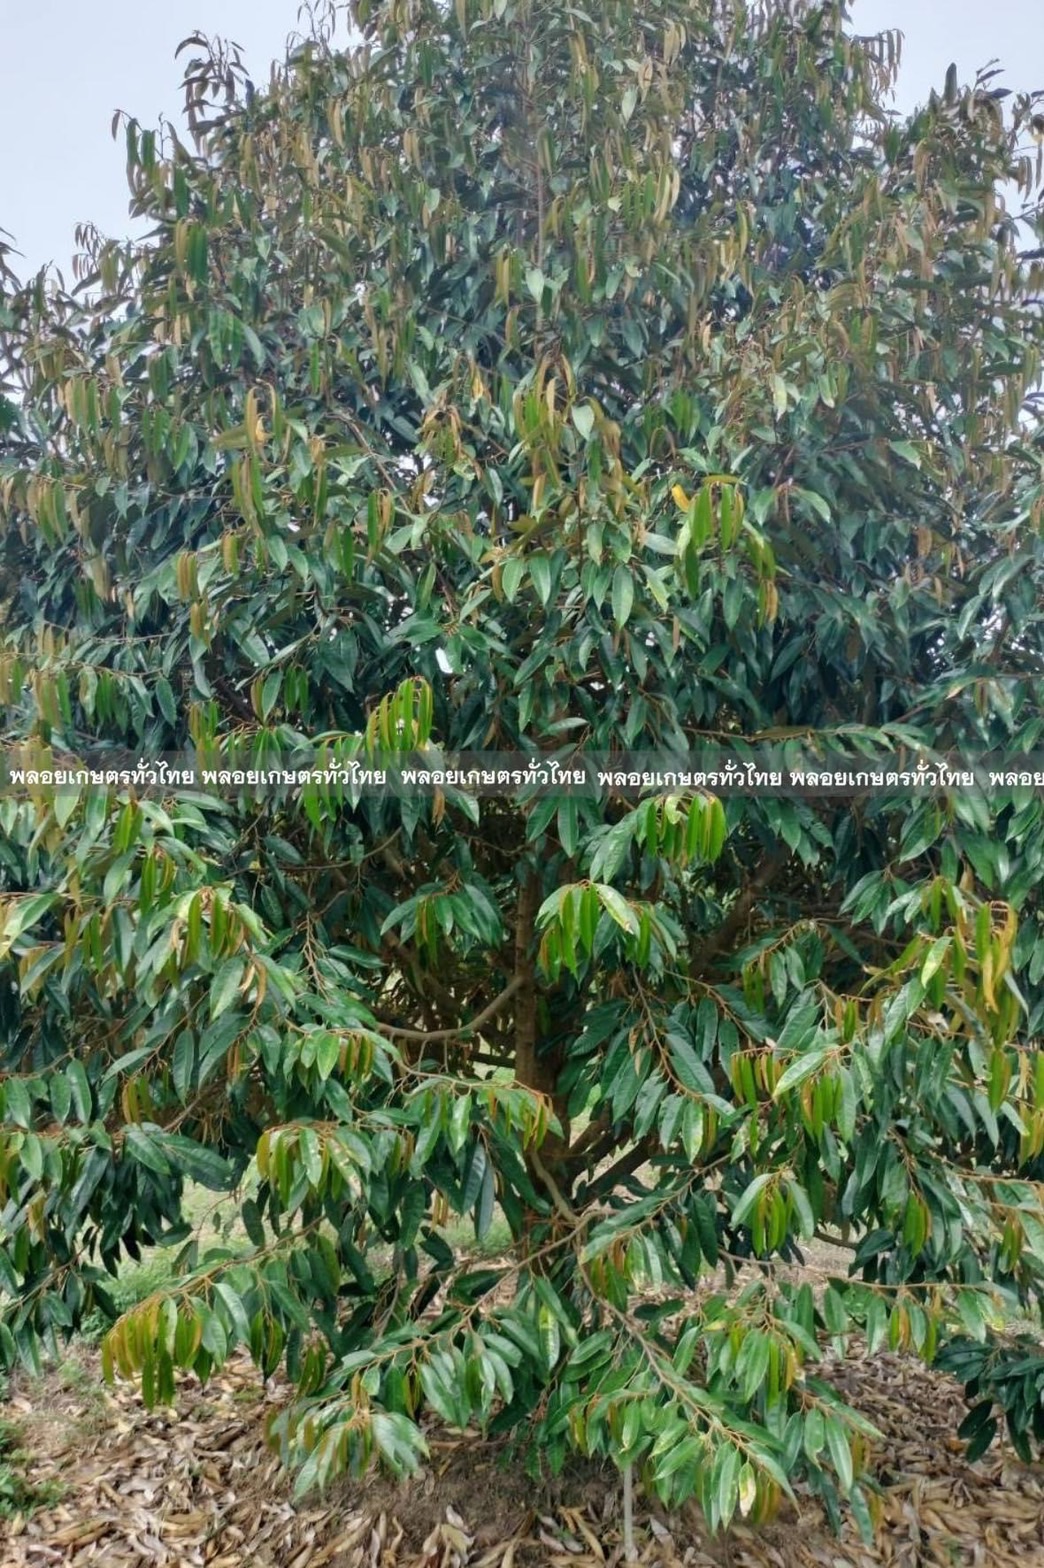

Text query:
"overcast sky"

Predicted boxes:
[[0, 0, 1041, 283]]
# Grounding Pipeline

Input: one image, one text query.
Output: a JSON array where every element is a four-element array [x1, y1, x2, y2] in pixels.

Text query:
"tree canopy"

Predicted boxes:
[[2, 0, 1044, 1537]]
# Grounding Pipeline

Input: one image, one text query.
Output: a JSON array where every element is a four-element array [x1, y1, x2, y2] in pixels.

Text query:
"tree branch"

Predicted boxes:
[[562, 1111, 612, 1167], [375, 975, 522, 1043], [379, 928, 460, 1019], [513, 873, 541, 1088], [587, 1137, 657, 1200], [812, 1226, 858, 1253], [689, 850, 788, 977]]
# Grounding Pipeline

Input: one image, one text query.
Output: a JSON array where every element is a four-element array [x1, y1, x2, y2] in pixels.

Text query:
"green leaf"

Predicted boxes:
[[794, 486, 831, 523], [964, 1415, 997, 1464], [667, 1032, 713, 1095], [3, 1078, 32, 1129], [772, 1047, 829, 1099], [611, 565, 634, 629], [124, 1124, 171, 1175], [502, 556, 525, 602], [0, 892, 57, 958], [786, 1178, 815, 1239], [525, 266, 546, 302], [314, 1030, 340, 1080], [571, 403, 595, 440], [732, 1174, 774, 1227], [160, 1135, 232, 1187], [462, 1141, 487, 1212], [298, 1126, 324, 1188], [209, 957, 246, 1021], [528, 553, 552, 606], [824, 1416, 854, 1492], [172, 1030, 195, 1103], [261, 669, 281, 719], [653, 1433, 703, 1481], [919, 935, 951, 985], [589, 814, 638, 882], [66, 1061, 92, 1122], [594, 884, 639, 934], [155, 676, 177, 725], [213, 1281, 252, 1344], [538, 1303, 561, 1370], [476, 1158, 496, 1240], [241, 1198, 265, 1246], [557, 798, 580, 859]]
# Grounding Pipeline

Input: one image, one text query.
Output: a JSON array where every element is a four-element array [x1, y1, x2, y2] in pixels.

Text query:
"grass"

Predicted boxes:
[[0, 1414, 66, 1520]]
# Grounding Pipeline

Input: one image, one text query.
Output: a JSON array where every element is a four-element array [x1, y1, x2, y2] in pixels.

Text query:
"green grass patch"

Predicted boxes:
[[0, 1416, 66, 1519]]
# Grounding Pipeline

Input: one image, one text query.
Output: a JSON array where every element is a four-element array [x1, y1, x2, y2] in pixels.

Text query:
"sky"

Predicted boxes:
[[0, 0, 1041, 284]]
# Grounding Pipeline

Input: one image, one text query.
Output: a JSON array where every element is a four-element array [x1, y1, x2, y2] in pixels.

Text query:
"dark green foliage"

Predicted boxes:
[[939, 1335, 1044, 1465], [1, 0, 1044, 1534]]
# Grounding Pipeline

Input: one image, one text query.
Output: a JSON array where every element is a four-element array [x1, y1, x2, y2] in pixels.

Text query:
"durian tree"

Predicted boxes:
[[2, 0, 1044, 1537]]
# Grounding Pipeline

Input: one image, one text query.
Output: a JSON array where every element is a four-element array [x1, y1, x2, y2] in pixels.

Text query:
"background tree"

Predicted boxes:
[[2, 0, 1044, 1538]]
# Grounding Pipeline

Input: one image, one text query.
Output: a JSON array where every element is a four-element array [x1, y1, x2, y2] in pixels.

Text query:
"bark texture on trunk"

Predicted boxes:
[[513, 871, 572, 1200]]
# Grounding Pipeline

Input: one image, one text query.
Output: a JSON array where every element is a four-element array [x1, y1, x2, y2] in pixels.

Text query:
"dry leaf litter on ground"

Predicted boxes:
[[2, 1337, 1044, 1568]]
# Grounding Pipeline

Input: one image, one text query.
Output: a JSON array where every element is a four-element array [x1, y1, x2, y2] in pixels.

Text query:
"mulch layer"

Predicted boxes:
[[3, 1341, 1044, 1568]]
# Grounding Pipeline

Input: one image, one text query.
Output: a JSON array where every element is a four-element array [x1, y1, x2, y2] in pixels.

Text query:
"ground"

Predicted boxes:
[[3, 1305, 1044, 1567], [2, 1187, 1042, 1565]]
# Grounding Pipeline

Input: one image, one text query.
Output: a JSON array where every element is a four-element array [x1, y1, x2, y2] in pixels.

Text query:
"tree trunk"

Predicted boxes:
[[512, 872, 574, 1222]]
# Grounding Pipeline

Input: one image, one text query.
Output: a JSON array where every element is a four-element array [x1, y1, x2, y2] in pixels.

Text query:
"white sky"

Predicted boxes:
[[0, 0, 1041, 283]]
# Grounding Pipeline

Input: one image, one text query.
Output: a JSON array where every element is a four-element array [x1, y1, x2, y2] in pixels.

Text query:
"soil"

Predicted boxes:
[[3, 1320, 1044, 1568], [2, 1235, 1042, 1567]]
